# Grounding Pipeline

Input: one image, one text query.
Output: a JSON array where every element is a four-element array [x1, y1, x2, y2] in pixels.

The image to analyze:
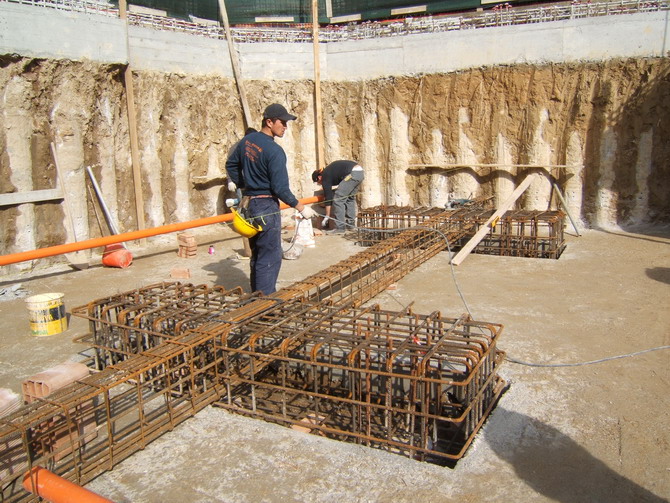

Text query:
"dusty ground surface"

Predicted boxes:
[[1, 222, 668, 502]]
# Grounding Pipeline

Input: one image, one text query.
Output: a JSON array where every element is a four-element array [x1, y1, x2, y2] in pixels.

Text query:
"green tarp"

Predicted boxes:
[[115, 0, 486, 24]]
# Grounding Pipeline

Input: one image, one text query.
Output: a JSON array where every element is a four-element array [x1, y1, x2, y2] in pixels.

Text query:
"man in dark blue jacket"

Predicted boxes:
[[312, 160, 365, 233], [226, 104, 315, 295]]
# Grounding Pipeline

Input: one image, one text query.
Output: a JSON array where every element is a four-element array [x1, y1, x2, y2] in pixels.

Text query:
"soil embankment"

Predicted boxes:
[[1, 57, 669, 273]]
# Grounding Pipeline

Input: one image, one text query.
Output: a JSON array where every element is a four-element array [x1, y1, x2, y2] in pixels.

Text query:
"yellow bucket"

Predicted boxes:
[[25, 293, 68, 337]]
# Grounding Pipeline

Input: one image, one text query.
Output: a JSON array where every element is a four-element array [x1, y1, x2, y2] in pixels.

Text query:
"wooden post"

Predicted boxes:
[[218, 0, 252, 129], [119, 0, 146, 234], [312, 0, 326, 171], [450, 172, 540, 266], [218, 0, 253, 257]]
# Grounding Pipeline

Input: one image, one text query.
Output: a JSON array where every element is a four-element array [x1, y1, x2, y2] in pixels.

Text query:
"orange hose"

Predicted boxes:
[[22, 466, 114, 503], [0, 196, 322, 266]]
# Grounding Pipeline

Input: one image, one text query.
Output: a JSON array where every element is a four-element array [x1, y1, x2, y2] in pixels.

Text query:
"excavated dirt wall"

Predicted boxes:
[[1, 56, 669, 273]]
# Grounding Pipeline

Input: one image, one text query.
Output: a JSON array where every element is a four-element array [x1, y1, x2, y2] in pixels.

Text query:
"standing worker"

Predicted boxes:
[[226, 103, 315, 295], [312, 160, 365, 234]]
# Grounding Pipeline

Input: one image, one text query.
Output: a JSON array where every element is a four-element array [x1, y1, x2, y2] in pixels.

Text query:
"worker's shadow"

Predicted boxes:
[[486, 407, 667, 503], [201, 257, 251, 293], [646, 267, 670, 285]]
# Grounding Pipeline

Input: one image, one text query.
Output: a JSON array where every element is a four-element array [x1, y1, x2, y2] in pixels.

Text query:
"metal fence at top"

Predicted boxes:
[[2, 0, 668, 43]]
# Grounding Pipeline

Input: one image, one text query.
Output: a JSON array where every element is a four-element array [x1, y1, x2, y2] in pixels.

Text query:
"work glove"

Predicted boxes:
[[300, 206, 316, 220], [321, 216, 330, 228], [227, 181, 237, 192]]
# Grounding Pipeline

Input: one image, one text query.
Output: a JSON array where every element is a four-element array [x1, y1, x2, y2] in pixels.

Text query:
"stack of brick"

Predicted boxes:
[[177, 232, 197, 258], [22, 362, 97, 462]]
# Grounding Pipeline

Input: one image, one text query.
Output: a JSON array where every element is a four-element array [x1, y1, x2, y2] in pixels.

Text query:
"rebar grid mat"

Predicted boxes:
[[357, 206, 566, 258]]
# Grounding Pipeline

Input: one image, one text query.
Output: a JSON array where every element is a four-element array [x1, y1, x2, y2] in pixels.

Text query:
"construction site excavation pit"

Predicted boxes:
[[1, 0, 670, 501]]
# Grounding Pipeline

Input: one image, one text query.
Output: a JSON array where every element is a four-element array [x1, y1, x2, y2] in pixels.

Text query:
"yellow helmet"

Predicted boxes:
[[231, 208, 262, 238]]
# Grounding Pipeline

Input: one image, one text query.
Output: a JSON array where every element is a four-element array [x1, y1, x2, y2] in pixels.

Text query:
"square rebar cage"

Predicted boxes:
[[212, 301, 506, 463]]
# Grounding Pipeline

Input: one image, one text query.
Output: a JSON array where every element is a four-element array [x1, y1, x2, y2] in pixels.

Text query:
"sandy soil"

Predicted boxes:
[[1, 222, 668, 502], [2, 57, 670, 277]]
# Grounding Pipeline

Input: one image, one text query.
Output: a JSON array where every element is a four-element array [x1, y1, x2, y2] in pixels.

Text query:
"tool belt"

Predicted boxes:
[[238, 195, 268, 227]]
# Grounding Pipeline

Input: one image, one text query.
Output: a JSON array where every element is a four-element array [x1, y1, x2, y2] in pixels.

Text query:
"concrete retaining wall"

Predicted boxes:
[[1, 2, 669, 79], [0, 3, 127, 64]]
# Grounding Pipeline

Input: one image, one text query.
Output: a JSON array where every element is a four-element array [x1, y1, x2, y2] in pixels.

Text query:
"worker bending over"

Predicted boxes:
[[226, 103, 315, 295], [312, 160, 365, 234]]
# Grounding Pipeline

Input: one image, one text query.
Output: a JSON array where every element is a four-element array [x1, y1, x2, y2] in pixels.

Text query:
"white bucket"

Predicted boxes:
[[25, 293, 67, 337]]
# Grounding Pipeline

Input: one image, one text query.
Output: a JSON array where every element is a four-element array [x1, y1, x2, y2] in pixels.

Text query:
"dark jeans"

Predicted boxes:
[[248, 197, 281, 295], [332, 169, 365, 230]]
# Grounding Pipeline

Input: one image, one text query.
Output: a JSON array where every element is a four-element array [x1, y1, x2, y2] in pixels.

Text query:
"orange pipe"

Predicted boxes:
[[22, 466, 114, 503], [0, 196, 322, 267]]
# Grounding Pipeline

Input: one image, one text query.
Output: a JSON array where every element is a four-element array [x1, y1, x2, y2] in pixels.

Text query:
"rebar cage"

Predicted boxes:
[[213, 301, 505, 463], [357, 205, 566, 259], [2, 215, 508, 501]]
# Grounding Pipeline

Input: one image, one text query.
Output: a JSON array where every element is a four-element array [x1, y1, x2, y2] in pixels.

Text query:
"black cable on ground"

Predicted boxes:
[[252, 202, 669, 369]]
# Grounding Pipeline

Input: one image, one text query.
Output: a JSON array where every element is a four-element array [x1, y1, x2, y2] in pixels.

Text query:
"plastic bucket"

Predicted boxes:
[[25, 293, 67, 337]]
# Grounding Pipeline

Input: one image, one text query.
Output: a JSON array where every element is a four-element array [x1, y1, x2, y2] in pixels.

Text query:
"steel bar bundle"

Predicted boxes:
[[357, 206, 566, 259]]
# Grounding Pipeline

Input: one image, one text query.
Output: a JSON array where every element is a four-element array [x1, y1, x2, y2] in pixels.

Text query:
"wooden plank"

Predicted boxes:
[[218, 0, 253, 129], [0, 188, 63, 207], [450, 172, 540, 266], [312, 0, 325, 171], [120, 0, 146, 234], [219, 0, 254, 260]]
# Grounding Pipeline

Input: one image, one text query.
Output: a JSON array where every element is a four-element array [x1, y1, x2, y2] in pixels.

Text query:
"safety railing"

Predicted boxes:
[[2, 0, 668, 43]]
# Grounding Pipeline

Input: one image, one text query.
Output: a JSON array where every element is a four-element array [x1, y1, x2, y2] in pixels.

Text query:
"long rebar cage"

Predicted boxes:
[[357, 205, 566, 259]]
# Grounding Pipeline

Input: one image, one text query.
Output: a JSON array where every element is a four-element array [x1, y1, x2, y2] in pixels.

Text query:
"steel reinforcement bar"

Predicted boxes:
[[0, 327, 227, 502], [2, 298, 505, 501], [210, 301, 506, 463], [357, 205, 566, 259], [1, 217, 502, 501]]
